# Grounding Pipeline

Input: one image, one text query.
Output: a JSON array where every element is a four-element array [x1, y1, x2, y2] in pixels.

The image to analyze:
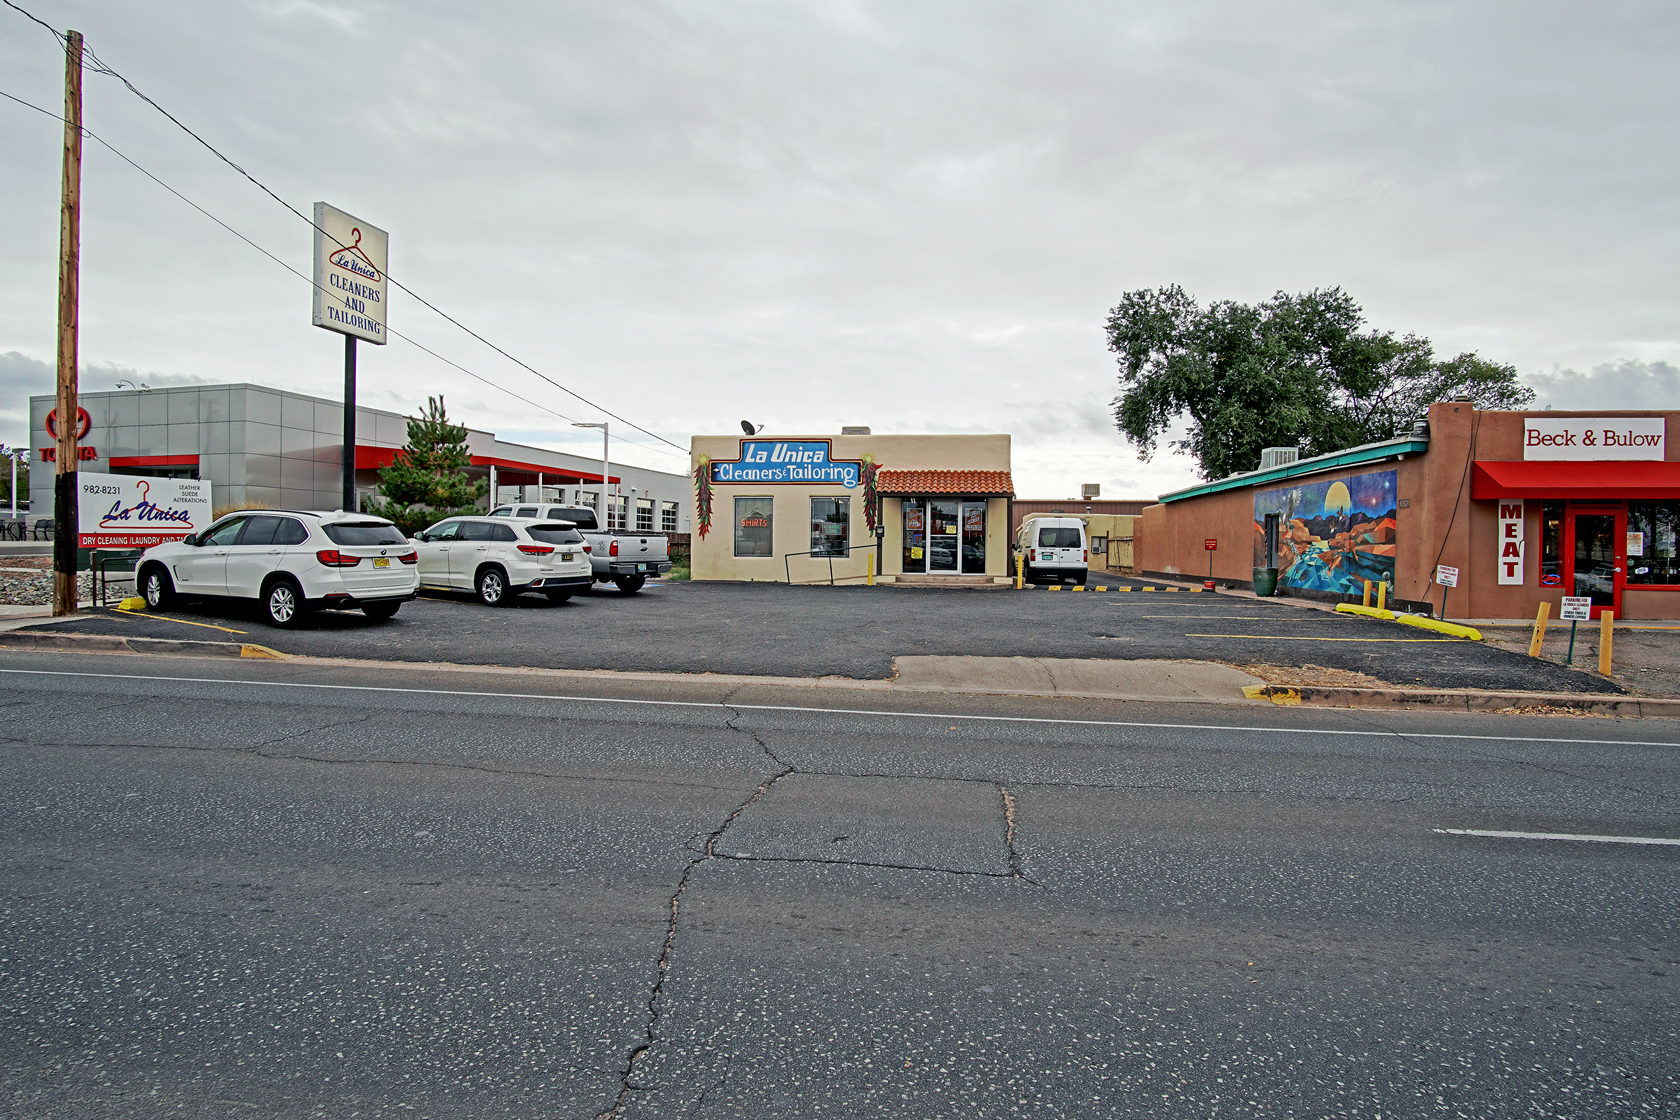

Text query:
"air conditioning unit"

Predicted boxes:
[[1258, 446, 1299, 470], [1081, 483, 1100, 499], [840, 426, 871, 436]]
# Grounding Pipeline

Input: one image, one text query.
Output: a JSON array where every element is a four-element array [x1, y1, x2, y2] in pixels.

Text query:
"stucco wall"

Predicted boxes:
[[690, 433, 1010, 582]]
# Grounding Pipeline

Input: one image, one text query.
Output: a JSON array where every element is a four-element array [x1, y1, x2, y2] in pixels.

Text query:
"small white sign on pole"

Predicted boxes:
[[77, 472, 212, 548], [1435, 564, 1458, 587], [312, 202, 389, 345], [1496, 499, 1524, 585], [1560, 596, 1593, 621]]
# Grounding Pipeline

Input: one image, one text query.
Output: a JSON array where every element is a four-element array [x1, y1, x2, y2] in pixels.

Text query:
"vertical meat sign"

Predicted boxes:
[[1497, 501, 1524, 585]]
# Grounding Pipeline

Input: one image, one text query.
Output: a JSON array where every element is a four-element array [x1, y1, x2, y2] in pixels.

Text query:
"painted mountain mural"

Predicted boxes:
[[1254, 469, 1398, 595]]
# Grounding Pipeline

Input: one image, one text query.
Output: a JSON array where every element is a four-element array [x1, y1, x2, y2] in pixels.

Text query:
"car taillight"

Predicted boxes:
[[1084, 548, 1089, 562], [582, 543, 593, 553], [517, 543, 554, 555], [609, 540, 619, 557], [315, 549, 361, 567], [397, 551, 418, 565], [1028, 548, 1036, 562]]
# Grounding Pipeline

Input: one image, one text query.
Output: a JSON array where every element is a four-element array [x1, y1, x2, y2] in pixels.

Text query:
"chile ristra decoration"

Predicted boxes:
[[694, 456, 713, 539], [860, 455, 881, 532]]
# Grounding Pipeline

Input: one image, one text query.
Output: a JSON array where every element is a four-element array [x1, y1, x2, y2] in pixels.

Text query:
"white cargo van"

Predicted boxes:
[[1015, 516, 1088, 585]]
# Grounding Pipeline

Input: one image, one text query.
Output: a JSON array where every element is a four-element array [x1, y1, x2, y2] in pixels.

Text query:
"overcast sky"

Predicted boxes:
[[2, 0, 1676, 497]]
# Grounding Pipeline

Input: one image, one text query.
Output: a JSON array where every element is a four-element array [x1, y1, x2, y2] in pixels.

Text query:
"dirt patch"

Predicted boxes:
[[1485, 705, 1612, 718], [1227, 661, 1393, 689]]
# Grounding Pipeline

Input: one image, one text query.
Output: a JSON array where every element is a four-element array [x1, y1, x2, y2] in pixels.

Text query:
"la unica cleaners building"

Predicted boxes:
[[1134, 402, 1680, 620], [689, 430, 1014, 583]]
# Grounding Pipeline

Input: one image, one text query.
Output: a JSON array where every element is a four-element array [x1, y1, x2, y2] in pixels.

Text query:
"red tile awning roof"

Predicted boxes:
[[877, 469, 1014, 497], [1471, 460, 1680, 500]]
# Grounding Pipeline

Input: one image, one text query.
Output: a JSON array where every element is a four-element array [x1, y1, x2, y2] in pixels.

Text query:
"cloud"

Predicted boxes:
[[1527, 360, 1680, 411]]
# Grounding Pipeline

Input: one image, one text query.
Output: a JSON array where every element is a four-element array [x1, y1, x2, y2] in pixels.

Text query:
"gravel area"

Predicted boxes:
[[0, 568, 117, 606]]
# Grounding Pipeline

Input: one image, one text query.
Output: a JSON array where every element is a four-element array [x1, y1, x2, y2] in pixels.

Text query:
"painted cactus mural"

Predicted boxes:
[[1254, 470, 1397, 594]]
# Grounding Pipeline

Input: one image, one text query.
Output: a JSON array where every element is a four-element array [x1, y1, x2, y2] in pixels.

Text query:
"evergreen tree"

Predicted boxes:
[[365, 397, 486, 536]]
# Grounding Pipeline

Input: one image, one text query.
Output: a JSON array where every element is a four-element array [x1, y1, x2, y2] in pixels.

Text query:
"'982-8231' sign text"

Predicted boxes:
[[711, 441, 862, 488]]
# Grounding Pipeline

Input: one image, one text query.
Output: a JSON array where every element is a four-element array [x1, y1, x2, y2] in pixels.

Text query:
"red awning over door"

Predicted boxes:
[[1471, 460, 1680, 500]]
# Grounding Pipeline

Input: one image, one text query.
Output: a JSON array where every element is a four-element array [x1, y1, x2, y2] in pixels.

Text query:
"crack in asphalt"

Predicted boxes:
[[710, 852, 1017, 878]]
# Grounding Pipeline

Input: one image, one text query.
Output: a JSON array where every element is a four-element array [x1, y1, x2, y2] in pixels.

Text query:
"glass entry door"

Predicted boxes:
[[1569, 508, 1625, 618], [928, 501, 960, 571], [961, 502, 986, 573]]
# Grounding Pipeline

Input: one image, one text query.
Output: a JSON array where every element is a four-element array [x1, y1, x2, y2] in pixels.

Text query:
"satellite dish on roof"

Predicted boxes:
[[741, 420, 763, 435]]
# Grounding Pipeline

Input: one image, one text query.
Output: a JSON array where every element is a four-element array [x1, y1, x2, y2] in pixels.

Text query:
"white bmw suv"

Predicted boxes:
[[137, 511, 419, 627], [412, 516, 593, 605]]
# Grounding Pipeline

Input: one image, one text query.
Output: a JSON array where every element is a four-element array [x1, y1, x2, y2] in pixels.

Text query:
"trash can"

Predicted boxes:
[[1252, 567, 1279, 597]]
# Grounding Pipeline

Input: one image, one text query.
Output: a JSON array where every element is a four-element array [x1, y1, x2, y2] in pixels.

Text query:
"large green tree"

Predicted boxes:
[[364, 397, 486, 536], [1105, 286, 1535, 480]]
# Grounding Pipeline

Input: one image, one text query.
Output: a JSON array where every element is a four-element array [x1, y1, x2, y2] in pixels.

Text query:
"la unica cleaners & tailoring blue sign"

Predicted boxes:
[[711, 440, 862, 488]]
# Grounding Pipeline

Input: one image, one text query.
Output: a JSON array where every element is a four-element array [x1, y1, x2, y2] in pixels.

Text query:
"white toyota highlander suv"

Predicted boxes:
[[136, 511, 419, 627], [412, 516, 593, 605]]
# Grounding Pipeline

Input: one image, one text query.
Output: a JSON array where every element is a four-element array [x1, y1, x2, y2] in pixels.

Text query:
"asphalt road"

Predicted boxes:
[[35, 581, 1618, 693], [1, 652, 1674, 1118]]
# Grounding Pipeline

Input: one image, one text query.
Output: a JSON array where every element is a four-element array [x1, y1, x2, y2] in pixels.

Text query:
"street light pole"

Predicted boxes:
[[573, 422, 608, 528]]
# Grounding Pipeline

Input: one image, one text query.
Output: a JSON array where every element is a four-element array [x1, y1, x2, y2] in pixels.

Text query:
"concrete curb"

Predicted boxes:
[[0, 631, 287, 660], [1334, 602, 1483, 640], [1241, 684, 1666, 717]]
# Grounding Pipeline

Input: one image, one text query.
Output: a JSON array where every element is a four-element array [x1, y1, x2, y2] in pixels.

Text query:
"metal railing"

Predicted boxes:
[[782, 547, 868, 586], [92, 551, 142, 607]]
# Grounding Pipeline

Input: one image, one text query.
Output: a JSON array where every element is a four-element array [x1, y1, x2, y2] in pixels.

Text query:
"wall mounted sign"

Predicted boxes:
[[45, 406, 91, 440], [77, 471, 211, 548], [312, 202, 388, 344], [1496, 500, 1524, 585], [711, 440, 862, 488], [1523, 417, 1664, 460]]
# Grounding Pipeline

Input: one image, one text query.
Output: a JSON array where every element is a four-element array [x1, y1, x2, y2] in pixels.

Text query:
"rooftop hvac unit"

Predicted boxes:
[[1081, 483, 1101, 499], [840, 426, 871, 436], [1258, 446, 1299, 470]]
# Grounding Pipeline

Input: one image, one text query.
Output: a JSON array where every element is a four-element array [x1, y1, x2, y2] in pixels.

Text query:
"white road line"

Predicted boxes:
[[0, 666, 1676, 748], [1434, 828, 1680, 846]]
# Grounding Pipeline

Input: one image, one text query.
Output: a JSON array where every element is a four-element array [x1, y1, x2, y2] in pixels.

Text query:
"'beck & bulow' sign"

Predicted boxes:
[[1523, 417, 1665, 460]]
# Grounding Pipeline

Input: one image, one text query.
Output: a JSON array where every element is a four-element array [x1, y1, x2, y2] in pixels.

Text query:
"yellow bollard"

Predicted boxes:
[[1362, 580, 1372, 608], [1527, 601, 1550, 658], [867, 553, 875, 586], [1599, 610, 1614, 676], [1015, 553, 1023, 590], [1375, 581, 1386, 610]]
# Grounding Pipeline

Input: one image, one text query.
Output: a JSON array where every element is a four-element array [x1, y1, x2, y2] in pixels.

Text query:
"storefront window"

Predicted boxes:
[[1627, 502, 1680, 585], [903, 500, 926, 572], [1541, 501, 1564, 587], [636, 497, 655, 532], [734, 497, 773, 557], [811, 497, 849, 557], [661, 501, 679, 532]]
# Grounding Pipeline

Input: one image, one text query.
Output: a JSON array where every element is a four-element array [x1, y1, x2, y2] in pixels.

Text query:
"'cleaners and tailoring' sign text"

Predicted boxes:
[[1523, 417, 1665, 460], [711, 441, 862, 487]]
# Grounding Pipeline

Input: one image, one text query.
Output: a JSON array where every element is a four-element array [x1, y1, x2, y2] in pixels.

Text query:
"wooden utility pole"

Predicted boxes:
[[53, 29, 84, 617]]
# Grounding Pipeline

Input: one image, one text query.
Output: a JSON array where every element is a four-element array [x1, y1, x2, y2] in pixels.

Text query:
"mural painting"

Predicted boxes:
[[1254, 470, 1397, 594]]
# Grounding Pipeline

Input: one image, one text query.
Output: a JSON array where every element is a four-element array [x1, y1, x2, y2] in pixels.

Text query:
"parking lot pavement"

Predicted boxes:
[[20, 581, 1623, 694]]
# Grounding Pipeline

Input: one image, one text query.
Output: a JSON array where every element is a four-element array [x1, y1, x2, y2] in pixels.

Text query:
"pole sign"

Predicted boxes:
[[711, 440, 862, 487], [77, 472, 211, 548], [1436, 564, 1458, 587], [1560, 596, 1593, 621], [1204, 538, 1217, 550], [312, 202, 388, 345]]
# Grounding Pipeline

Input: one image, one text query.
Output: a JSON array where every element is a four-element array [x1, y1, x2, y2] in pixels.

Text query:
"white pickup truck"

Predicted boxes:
[[489, 503, 670, 593]]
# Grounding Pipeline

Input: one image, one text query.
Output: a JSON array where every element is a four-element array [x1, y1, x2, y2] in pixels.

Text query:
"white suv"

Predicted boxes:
[[137, 511, 419, 627], [412, 517, 593, 606]]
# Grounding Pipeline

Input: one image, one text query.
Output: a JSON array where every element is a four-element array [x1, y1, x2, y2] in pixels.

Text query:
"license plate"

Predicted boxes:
[[373, 557, 390, 568], [561, 552, 574, 561], [638, 563, 648, 572]]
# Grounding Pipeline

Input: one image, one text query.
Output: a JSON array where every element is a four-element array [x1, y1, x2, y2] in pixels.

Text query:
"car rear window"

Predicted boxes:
[[548, 507, 598, 531], [323, 521, 407, 546], [1037, 527, 1083, 548], [528, 525, 584, 545], [516, 506, 539, 518]]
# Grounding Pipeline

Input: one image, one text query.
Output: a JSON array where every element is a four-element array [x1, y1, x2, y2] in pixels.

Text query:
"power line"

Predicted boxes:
[[2, 0, 690, 456], [0, 86, 685, 461]]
